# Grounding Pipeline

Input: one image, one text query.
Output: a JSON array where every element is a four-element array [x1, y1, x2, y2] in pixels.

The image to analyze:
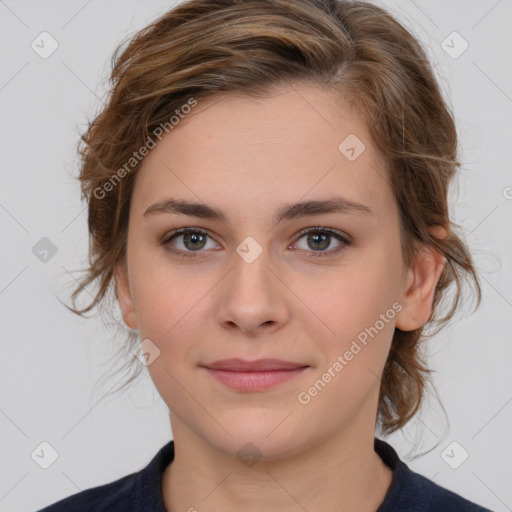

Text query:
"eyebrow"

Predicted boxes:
[[143, 196, 372, 224]]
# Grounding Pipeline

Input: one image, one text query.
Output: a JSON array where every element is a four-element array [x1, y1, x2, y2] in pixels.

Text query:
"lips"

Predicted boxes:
[[202, 358, 309, 372], [201, 358, 310, 391]]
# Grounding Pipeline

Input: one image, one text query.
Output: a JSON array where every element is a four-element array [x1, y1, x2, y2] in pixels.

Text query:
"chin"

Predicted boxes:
[[198, 410, 310, 462]]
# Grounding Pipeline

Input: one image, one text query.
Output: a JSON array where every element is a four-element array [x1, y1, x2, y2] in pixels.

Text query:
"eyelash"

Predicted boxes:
[[161, 226, 351, 259]]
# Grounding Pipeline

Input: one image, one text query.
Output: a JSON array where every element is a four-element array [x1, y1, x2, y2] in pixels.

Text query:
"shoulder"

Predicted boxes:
[[35, 472, 137, 512], [375, 439, 494, 512], [405, 469, 493, 511], [35, 440, 175, 512]]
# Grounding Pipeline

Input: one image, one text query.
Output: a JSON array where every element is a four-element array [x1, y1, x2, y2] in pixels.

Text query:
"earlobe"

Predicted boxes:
[[113, 261, 138, 330], [395, 226, 447, 332]]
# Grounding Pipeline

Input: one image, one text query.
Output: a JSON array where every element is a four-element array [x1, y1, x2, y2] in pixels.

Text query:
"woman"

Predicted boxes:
[[37, 0, 491, 510]]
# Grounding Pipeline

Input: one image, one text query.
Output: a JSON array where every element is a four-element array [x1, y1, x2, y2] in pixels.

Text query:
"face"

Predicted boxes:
[[115, 82, 444, 459]]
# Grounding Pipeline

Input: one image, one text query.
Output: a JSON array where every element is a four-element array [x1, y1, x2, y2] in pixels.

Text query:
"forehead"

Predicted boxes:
[[132, 83, 392, 222]]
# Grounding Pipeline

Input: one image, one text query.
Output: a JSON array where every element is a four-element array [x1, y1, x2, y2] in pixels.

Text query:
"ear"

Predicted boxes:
[[113, 260, 138, 330], [395, 226, 447, 331]]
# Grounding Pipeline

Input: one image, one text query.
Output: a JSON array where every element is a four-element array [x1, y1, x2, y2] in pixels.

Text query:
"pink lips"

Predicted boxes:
[[201, 358, 309, 391]]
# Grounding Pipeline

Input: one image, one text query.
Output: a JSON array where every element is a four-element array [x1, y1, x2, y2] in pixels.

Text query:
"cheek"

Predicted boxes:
[[127, 252, 216, 389], [294, 270, 398, 432], [127, 238, 207, 337], [304, 252, 401, 340], [295, 245, 401, 392], [131, 270, 209, 415]]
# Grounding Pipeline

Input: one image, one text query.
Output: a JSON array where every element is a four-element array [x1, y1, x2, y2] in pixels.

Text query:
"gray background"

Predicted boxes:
[[0, 1, 511, 511]]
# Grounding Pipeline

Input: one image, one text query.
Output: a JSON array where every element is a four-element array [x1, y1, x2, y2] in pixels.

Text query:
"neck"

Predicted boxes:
[[162, 421, 393, 512]]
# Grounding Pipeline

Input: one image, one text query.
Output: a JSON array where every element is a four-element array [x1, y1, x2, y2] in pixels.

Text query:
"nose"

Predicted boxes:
[[214, 246, 290, 336]]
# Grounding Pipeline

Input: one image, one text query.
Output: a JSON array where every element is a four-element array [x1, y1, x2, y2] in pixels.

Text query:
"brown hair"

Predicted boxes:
[[68, 0, 481, 434]]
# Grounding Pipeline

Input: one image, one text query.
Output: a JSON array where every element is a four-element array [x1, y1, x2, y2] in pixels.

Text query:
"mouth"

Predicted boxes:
[[200, 358, 310, 391]]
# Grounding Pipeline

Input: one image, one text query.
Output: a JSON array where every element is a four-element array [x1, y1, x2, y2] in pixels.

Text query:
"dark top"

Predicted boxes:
[[36, 438, 493, 511]]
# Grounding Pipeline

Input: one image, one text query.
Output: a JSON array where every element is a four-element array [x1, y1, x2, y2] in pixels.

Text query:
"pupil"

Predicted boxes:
[[185, 232, 205, 250], [309, 233, 329, 250]]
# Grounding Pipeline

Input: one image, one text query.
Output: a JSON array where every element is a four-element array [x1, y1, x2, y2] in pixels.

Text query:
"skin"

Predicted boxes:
[[115, 82, 446, 512]]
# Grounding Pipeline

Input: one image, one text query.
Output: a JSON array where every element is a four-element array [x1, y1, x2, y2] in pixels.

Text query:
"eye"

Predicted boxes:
[[162, 226, 350, 259], [292, 227, 350, 257], [162, 228, 220, 258]]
